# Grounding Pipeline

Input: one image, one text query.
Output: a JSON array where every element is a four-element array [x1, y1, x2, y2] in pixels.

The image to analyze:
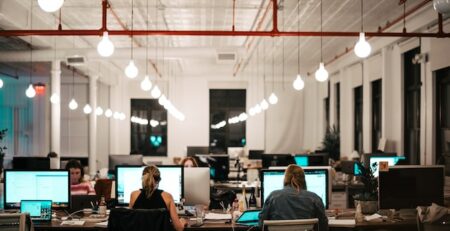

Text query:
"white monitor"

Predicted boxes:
[[183, 167, 210, 206], [261, 167, 330, 208], [115, 165, 183, 205]]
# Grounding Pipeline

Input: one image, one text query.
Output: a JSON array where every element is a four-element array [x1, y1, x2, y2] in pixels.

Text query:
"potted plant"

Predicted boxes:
[[353, 162, 378, 214], [321, 125, 340, 161], [0, 129, 7, 174]]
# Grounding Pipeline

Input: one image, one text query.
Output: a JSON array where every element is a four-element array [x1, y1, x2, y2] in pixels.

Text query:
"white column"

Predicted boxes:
[[88, 75, 98, 176], [50, 60, 61, 169]]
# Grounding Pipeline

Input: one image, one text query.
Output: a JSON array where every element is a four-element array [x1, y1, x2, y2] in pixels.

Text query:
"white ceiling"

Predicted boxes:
[[0, 0, 429, 84]]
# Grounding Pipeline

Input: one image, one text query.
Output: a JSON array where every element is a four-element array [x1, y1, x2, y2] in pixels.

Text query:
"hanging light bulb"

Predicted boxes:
[[260, 99, 269, 110], [68, 99, 78, 110], [268, 93, 278, 105], [97, 32, 115, 57], [158, 95, 167, 106], [255, 104, 262, 114], [37, 0, 64, 13], [113, 112, 120, 120], [25, 84, 36, 98], [0, 78, 3, 88], [151, 85, 161, 98], [249, 107, 256, 116], [354, 32, 372, 58], [104, 109, 113, 118], [125, 60, 138, 78], [140, 75, 152, 91], [293, 74, 305, 91], [95, 107, 104, 116], [83, 104, 92, 114], [315, 62, 329, 82], [50, 93, 60, 104]]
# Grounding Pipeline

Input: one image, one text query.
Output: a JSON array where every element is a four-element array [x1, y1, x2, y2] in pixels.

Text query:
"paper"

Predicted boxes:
[[328, 219, 356, 227], [61, 220, 86, 226], [364, 213, 382, 221], [204, 212, 232, 220]]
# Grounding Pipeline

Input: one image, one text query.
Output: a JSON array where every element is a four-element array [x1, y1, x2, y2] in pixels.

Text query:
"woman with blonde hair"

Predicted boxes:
[[259, 164, 328, 231], [180, 157, 198, 168], [129, 165, 186, 231]]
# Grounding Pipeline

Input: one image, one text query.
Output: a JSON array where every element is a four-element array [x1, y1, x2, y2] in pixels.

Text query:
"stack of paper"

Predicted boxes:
[[204, 213, 232, 220]]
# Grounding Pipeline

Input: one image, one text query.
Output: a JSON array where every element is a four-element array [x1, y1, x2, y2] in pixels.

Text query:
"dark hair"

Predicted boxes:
[[47, 152, 58, 158], [180, 157, 198, 167], [65, 159, 84, 183]]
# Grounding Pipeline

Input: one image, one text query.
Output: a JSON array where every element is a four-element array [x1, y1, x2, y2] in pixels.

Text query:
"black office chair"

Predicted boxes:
[[108, 208, 174, 231]]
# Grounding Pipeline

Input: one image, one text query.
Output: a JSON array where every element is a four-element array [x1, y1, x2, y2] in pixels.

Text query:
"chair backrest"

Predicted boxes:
[[263, 218, 319, 231], [0, 213, 34, 231], [108, 208, 174, 231]]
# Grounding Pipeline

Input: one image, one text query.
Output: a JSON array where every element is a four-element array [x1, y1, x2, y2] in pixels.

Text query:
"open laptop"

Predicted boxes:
[[236, 210, 261, 227], [20, 200, 52, 223], [70, 195, 99, 213]]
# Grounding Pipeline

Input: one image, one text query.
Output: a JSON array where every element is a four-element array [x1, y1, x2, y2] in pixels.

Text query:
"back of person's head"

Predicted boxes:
[[47, 152, 58, 158], [65, 159, 84, 183], [283, 164, 307, 191], [142, 165, 161, 198], [181, 157, 198, 167]]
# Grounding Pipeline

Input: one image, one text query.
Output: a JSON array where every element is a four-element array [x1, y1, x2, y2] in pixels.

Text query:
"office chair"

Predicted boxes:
[[263, 218, 318, 231], [108, 208, 174, 231], [417, 214, 450, 231], [0, 213, 34, 231]]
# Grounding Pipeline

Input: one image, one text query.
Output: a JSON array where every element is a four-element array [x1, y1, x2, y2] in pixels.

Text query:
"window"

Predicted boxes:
[[209, 89, 246, 154], [435, 66, 450, 175], [404, 47, 421, 165], [354, 86, 363, 154], [336, 83, 340, 130], [324, 97, 330, 131], [130, 99, 167, 156], [372, 79, 382, 151]]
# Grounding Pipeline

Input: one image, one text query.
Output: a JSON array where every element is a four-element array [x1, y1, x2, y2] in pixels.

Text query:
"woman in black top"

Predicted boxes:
[[129, 165, 186, 231]]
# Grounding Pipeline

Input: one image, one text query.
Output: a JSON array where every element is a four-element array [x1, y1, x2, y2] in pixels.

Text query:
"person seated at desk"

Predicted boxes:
[[180, 157, 198, 168], [129, 165, 186, 231], [259, 164, 328, 231], [66, 160, 95, 195]]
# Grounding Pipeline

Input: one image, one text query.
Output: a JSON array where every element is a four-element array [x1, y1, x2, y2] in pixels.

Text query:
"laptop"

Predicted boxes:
[[236, 210, 261, 227], [20, 200, 52, 223], [70, 195, 99, 213]]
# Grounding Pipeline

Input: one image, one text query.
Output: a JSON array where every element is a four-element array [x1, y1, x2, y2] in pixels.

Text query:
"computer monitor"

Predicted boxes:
[[361, 153, 396, 166], [4, 170, 70, 209], [262, 154, 295, 168], [261, 168, 330, 208], [187, 146, 209, 156], [183, 167, 210, 206], [115, 165, 183, 205], [20, 200, 52, 222], [13, 157, 50, 170], [309, 153, 330, 166], [379, 166, 444, 209], [294, 155, 309, 167], [248, 150, 264, 160], [195, 154, 229, 181], [227, 147, 245, 158], [369, 156, 406, 177], [109, 154, 143, 171]]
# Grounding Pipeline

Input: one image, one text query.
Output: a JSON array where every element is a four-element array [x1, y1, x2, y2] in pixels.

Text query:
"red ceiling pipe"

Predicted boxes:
[[101, 0, 108, 31], [271, 0, 279, 33]]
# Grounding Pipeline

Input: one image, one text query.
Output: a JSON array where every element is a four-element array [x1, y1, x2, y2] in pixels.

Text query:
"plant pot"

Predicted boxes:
[[355, 200, 378, 214]]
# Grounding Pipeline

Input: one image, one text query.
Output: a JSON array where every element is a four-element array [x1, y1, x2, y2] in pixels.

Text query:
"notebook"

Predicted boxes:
[[20, 200, 52, 223], [236, 210, 261, 227]]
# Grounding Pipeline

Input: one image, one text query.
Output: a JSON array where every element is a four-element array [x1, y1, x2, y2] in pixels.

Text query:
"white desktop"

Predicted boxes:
[[183, 167, 210, 206]]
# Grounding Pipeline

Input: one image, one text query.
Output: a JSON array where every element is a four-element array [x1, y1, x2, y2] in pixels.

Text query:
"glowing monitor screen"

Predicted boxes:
[[116, 166, 183, 205], [4, 170, 70, 209], [369, 156, 405, 177], [294, 156, 309, 167], [261, 169, 328, 208], [20, 200, 52, 221]]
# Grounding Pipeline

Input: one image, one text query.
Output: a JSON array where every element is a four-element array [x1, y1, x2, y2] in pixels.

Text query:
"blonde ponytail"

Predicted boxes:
[[141, 165, 161, 198]]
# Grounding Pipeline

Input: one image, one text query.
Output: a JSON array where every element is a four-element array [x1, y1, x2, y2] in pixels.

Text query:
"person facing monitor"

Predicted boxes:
[[259, 165, 328, 231], [65, 160, 95, 195], [129, 165, 186, 231], [180, 157, 198, 168]]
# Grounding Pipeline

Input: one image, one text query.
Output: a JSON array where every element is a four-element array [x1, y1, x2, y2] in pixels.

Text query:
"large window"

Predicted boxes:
[[209, 89, 246, 154], [436, 67, 450, 175], [404, 47, 421, 165], [130, 99, 167, 156], [372, 79, 382, 151], [354, 86, 363, 154]]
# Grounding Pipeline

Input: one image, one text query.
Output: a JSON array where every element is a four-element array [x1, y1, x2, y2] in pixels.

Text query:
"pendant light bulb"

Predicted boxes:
[[125, 60, 138, 79], [315, 62, 329, 82], [68, 98, 78, 110], [97, 32, 114, 57], [151, 85, 161, 99], [25, 84, 36, 98], [293, 74, 305, 91], [105, 109, 113, 118], [260, 99, 269, 110], [0, 78, 3, 88], [158, 95, 167, 106], [50, 93, 60, 104], [268, 93, 278, 105], [140, 75, 152, 91], [255, 104, 262, 114], [354, 32, 372, 58], [83, 104, 92, 114], [37, 0, 64, 13], [95, 107, 104, 116]]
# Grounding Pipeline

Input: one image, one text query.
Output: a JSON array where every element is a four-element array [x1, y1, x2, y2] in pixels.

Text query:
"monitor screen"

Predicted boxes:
[[248, 150, 264, 160], [187, 146, 209, 156], [195, 154, 229, 181], [309, 153, 329, 166], [369, 156, 406, 177], [294, 155, 309, 167], [379, 166, 444, 209], [13, 157, 50, 170], [115, 165, 183, 205], [262, 154, 295, 168], [20, 200, 52, 221], [261, 169, 329, 208], [109, 155, 143, 171], [4, 170, 70, 209]]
